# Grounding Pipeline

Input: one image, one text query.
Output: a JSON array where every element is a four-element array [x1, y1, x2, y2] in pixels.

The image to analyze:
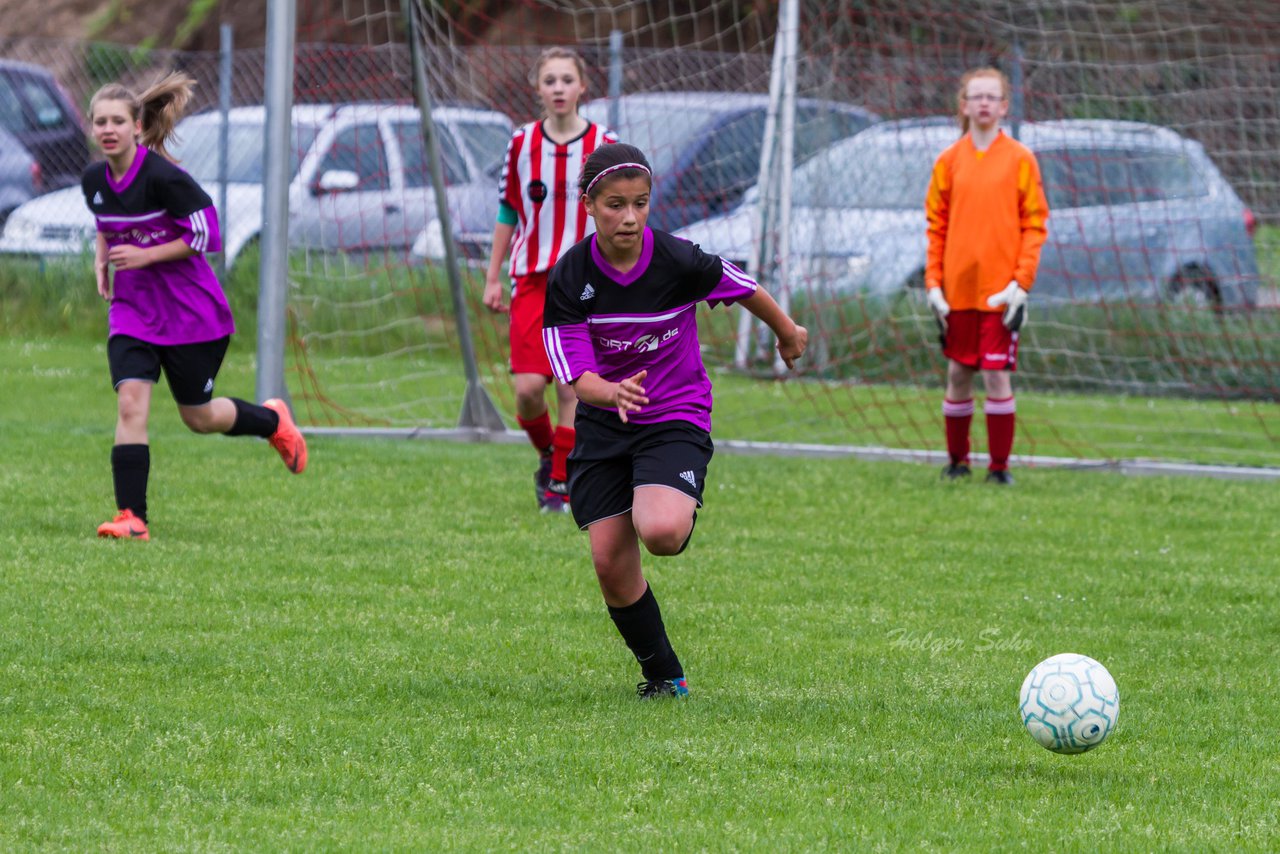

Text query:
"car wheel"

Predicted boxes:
[[1167, 265, 1222, 311]]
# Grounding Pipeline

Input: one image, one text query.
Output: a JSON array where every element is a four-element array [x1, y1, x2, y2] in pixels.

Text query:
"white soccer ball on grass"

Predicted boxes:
[[1018, 653, 1119, 754]]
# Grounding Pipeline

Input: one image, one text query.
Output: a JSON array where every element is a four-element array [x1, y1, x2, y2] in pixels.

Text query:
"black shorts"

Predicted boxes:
[[107, 334, 230, 406], [567, 405, 714, 530]]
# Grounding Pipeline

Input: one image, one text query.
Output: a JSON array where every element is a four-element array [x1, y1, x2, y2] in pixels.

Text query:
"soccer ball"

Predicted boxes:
[[1018, 653, 1119, 754]]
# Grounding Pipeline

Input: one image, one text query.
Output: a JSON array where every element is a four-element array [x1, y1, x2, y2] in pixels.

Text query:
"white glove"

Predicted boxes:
[[988, 281, 1028, 331], [926, 287, 950, 333]]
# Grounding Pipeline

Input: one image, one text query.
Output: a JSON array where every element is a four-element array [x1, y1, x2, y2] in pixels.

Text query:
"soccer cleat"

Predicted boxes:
[[97, 509, 149, 541], [941, 463, 972, 480], [263, 398, 308, 474], [637, 677, 690, 700], [986, 469, 1015, 486], [534, 449, 553, 503], [539, 478, 571, 514]]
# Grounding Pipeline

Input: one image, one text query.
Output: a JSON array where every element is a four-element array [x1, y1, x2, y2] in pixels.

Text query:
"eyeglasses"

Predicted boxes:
[[964, 93, 1005, 103]]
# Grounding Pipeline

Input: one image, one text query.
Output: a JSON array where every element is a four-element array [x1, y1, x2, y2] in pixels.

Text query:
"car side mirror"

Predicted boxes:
[[313, 169, 359, 195]]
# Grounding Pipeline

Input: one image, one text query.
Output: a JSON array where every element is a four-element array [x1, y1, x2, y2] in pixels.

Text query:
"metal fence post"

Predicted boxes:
[[217, 23, 232, 284], [402, 0, 505, 431], [255, 0, 295, 405]]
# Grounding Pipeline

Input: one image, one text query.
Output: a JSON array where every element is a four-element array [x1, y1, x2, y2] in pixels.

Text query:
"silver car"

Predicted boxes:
[[0, 124, 36, 227], [677, 118, 1261, 308], [0, 102, 513, 266]]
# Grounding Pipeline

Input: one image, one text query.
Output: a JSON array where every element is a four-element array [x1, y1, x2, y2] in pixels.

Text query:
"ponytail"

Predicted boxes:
[[138, 71, 196, 162]]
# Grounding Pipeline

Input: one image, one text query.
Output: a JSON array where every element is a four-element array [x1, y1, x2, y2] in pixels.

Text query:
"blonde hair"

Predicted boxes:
[[89, 71, 197, 162], [955, 67, 1010, 135], [529, 46, 587, 89]]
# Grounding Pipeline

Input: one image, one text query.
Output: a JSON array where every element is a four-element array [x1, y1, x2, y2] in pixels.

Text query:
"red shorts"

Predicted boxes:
[[508, 271, 553, 376], [942, 310, 1019, 371]]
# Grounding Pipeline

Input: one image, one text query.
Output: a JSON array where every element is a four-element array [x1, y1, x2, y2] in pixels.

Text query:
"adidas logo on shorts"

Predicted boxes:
[[203, 378, 214, 393], [580, 283, 595, 301], [678, 470, 697, 487]]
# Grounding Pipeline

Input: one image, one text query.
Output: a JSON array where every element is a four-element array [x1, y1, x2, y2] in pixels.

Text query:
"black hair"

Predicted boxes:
[[579, 142, 652, 197]]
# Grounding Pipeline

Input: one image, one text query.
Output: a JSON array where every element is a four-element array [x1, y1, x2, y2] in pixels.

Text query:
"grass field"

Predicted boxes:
[[2, 333, 1279, 849], [6, 251, 1280, 468]]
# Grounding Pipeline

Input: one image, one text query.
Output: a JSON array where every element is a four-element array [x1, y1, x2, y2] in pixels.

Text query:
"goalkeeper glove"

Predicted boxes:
[[988, 281, 1028, 331], [926, 287, 950, 334]]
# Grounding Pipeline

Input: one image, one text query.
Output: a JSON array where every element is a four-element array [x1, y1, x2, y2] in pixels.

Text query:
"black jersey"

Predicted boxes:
[[82, 146, 230, 345], [542, 227, 756, 430]]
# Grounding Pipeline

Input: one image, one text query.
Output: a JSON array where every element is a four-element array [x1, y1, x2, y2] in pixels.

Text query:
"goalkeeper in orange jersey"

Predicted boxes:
[[924, 67, 1049, 485]]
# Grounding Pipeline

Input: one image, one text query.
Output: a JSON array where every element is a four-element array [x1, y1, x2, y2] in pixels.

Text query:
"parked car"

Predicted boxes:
[[580, 91, 878, 232], [676, 118, 1261, 308], [0, 102, 513, 267], [0, 124, 38, 226], [0, 59, 88, 190]]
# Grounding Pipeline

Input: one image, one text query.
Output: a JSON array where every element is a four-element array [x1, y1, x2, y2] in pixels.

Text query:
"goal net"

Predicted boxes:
[[279, 0, 1279, 469]]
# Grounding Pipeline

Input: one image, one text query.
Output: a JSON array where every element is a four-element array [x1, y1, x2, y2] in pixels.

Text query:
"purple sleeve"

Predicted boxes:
[[705, 258, 758, 308], [542, 322, 598, 384], [176, 204, 222, 254]]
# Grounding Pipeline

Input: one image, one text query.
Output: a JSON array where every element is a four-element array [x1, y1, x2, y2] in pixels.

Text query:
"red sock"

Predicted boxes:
[[985, 396, 1016, 471], [517, 411, 554, 453], [550, 425, 575, 483], [942, 398, 974, 466]]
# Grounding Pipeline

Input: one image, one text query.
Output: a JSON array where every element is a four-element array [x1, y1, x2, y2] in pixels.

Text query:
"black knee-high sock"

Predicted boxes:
[[224, 398, 279, 437], [607, 583, 683, 681], [111, 443, 150, 523]]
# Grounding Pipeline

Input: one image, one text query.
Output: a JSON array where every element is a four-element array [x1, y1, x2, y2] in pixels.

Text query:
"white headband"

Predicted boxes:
[[584, 161, 652, 196]]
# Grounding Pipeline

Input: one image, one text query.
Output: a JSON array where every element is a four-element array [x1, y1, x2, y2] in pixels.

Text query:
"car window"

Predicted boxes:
[[588, 100, 723, 177], [15, 78, 68, 129], [321, 123, 390, 191], [0, 77, 28, 133], [393, 120, 465, 188], [1038, 149, 1111, 208], [692, 110, 768, 201], [794, 108, 871, 162], [172, 120, 318, 183], [454, 120, 512, 176], [1128, 150, 1208, 202]]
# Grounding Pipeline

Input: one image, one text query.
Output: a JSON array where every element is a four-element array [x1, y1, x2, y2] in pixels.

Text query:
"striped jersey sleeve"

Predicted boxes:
[[542, 246, 597, 384], [157, 166, 222, 253]]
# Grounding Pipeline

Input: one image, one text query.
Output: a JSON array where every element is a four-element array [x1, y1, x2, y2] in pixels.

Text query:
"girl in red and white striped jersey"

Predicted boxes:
[[483, 47, 617, 513]]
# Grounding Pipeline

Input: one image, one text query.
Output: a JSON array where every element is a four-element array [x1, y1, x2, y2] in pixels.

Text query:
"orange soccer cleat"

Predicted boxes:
[[263, 398, 308, 474], [97, 509, 149, 541]]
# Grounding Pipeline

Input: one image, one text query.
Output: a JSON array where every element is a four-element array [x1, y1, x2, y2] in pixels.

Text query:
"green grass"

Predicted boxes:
[[5, 252, 1279, 469], [2, 333, 1280, 849]]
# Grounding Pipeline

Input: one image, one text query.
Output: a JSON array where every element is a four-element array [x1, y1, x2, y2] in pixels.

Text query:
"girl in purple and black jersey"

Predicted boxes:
[[85, 72, 307, 542], [542, 143, 808, 698]]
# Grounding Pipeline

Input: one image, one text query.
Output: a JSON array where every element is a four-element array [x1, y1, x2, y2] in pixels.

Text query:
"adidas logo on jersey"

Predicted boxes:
[[92, 191, 103, 206], [580, 283, 595, 301], [678, 470, 697, 487]]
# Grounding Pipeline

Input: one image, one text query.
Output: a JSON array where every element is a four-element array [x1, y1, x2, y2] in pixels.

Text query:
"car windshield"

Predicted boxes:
[[793, 136, 937, 209], [455, 120, 513, 176], [172, 119, 318, 183], [588, 100, 728, 176]]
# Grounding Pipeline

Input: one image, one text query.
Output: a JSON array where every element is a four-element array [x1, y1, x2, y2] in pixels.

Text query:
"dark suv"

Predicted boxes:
[[0, 60, 89, 191]]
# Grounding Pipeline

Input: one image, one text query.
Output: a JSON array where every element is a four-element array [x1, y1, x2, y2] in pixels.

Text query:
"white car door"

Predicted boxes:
[[300, 120, 403, 252]]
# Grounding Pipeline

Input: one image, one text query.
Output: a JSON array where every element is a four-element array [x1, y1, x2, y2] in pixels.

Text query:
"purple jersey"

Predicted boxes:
[[82, 147, 231, 346], [542, 227, 757, 432]]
